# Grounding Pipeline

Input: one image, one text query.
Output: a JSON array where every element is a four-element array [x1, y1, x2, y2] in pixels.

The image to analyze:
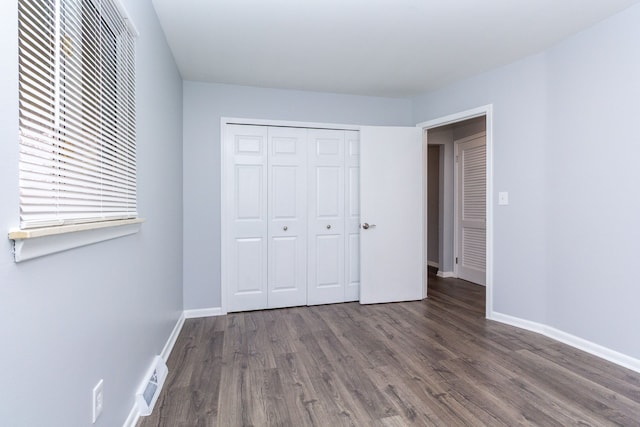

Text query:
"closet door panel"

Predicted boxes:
[[235, 165, 263, 220], [271, 236, 298, 289], [316, 167, 341, 216], [272, 166, 297, 217], [227, 125, 269, 312], [268, 128, 307, 309], [235, 238, 265, 293], [307, 129, 345, 305]]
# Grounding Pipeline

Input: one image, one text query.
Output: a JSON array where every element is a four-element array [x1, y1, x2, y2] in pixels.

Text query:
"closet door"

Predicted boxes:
[[267, 127, 308, 308], [226, 125, 269, 312], [345, 130, 360, 301], [307, 129, 346, 305]]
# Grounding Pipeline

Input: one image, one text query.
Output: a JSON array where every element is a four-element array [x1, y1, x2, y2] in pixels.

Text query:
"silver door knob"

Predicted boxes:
[[362, 223, 376, 230], [283, 226, 288, 231], [326, 224, 331, 229]]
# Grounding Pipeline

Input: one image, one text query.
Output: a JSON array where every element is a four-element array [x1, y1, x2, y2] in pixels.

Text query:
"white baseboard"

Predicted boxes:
[[427, 261, 439, 269], [122, 312, 186, 427], [123, 404, 138, 427], [489, 311, 640, 374], [161, 312, 185, 361], [489, 312, 545, 334], [437, 271, 455, 278], [184, 306, 224, 318]]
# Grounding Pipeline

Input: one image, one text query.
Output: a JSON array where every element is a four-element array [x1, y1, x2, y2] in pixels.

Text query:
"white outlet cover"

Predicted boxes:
[[498, 191, 509, 205], [92, 379, 104, 423]]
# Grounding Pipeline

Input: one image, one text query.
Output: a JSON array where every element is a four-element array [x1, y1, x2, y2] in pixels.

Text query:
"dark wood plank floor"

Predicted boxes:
[[138, 274, 640, 426]]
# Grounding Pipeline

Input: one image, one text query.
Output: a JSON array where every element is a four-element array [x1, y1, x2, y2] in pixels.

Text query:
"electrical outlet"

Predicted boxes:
[[92, 379, 104, 423]]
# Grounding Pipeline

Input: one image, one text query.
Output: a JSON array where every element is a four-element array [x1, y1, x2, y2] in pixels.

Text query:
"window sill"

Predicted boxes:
[[8, 218, 145, 262]]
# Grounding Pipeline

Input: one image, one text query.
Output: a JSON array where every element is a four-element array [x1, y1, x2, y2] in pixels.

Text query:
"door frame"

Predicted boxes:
[[220, 117, 360, 315], [417, 105, 494, 317]]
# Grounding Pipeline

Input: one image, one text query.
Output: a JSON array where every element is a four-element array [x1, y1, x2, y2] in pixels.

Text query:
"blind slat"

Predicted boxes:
[[18, 0, 137, 229]]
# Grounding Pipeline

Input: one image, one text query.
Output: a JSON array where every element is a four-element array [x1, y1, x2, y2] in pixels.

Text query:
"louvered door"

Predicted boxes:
[[456, 133, 486, 285]]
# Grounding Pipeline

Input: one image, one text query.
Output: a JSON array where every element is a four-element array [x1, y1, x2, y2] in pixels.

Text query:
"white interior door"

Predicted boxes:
[[226, 125, 269, 312], [345, 130, 360, 302], [267, 127, 308, 308], [456, 132, 486, 285], [360, 126, 424, 304], [307, 129, 346, 305]]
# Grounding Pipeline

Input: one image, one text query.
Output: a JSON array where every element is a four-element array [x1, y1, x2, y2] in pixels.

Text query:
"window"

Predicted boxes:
[[18, 0, 136, 230]]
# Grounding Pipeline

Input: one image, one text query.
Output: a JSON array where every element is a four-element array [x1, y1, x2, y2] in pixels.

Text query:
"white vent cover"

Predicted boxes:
[[136, 355, 168, 416]]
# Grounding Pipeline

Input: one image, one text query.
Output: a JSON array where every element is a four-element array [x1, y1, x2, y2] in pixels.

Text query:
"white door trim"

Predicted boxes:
[[417, 105, 494, 318], [223, 117, 361, 131]]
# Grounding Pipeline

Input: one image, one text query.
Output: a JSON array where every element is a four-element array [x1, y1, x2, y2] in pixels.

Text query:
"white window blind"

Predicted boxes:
[[18, 0, 137, 229]]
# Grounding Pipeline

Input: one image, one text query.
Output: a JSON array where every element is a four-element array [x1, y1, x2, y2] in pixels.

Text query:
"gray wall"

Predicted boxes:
[[0, 1, 184, 425], [415, 53, 548, 324], [183, 82, 413, 310], [545, 4, 640, 354], [414, 3, 640, 358], [426, 126, 455, 273]]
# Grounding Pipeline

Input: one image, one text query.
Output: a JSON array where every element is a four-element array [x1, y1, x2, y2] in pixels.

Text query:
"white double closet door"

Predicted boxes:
[[225, 124, 360, 312]]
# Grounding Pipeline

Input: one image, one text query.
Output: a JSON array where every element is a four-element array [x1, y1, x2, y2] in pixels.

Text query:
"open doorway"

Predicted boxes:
[[424, 110, 490, 315]]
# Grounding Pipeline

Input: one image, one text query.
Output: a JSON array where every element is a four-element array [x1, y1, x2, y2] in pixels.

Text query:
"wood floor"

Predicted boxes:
[[138, 275, 640, 426]]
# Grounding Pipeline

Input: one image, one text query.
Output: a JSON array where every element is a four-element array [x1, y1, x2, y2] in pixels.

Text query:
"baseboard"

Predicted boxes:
[[161, 312, 185, 361], [122, 312, 186, 427], [427, 261, 439, 269], [184, 307, 224, 319], [489, 312, 546, 334], [489, 311, 640, 374], [436, 271, 455, 278], [123, 404, 138, 427], [544, 325, 640, 373]]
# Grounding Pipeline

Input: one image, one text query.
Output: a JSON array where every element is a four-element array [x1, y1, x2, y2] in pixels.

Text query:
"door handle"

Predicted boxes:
[[361, 223, 376, 230]]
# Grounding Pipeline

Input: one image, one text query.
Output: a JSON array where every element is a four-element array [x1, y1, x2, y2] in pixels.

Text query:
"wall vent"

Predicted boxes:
[[136, 355, 168, 416]]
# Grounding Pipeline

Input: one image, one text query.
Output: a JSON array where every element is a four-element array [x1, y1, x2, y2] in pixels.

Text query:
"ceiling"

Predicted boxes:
[[151, 0, 640, 98]]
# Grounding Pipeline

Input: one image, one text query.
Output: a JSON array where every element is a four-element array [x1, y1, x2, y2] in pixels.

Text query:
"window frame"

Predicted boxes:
[[11, 0, 141, 262]]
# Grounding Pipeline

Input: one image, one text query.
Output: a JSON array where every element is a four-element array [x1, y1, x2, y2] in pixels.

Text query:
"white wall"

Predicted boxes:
[[0, 1, 184, 425], [183, 82, 413, 310], [414, 3, 640, 359]]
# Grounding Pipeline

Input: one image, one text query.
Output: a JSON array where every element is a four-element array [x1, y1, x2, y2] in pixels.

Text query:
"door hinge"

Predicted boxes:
[[455, 257, 458, 264], [456, 155, 459, 163]]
